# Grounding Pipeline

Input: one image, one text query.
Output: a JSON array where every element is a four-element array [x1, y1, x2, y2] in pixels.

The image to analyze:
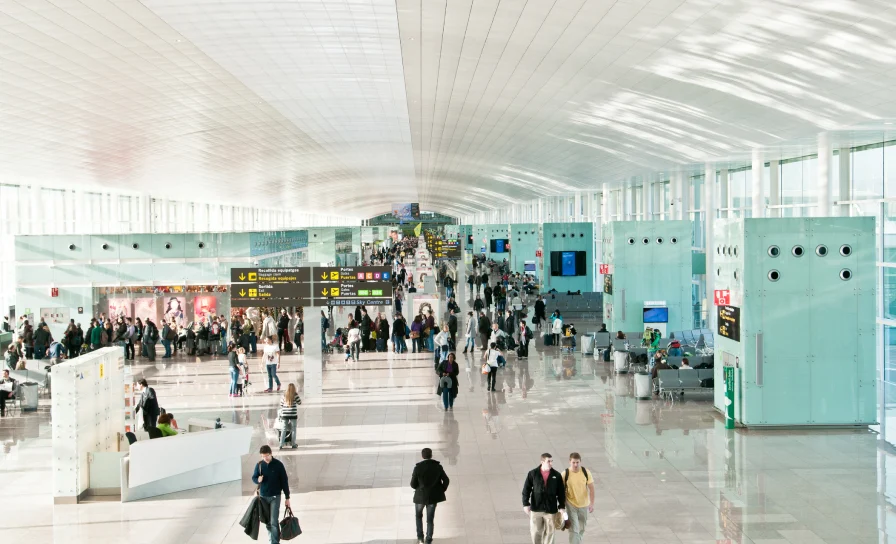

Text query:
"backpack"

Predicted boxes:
[[150, 327, 159, 343], [211, 322, 220, 336], [564, 467, 589, 483], [323, 317, 330, 330]]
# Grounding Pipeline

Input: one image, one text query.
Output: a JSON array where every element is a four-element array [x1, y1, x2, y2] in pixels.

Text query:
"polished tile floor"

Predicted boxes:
[[0, 305, 890, 543]]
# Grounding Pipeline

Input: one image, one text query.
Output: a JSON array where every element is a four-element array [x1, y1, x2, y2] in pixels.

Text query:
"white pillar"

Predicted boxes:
[[680, 174, 691, 222], [639, 182, 648, 220], [621, 185, 631, 221], [601, 184, 610, 224], [838, 147, 851, 217], [768, 160, 780, 218], [751, 149, 764, 218], [29, 184, 41, 235], [606, 186, 617, 223], [817, 132, 833, 217], [719, 169, 730, 219], [303, 308, 323, 398], [645, 180, 654, 219], [705, 163, 716, 331]]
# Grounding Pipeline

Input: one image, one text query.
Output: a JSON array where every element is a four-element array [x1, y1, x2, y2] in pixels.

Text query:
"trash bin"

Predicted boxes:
[[581, 334, 595, 355], [19, 382, 39, 411], [614, 351, 628, 374], [634, 372, 652, 399]]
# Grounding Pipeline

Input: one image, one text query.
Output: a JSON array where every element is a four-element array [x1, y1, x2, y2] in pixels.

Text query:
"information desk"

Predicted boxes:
[[119, 418, 252, 502]]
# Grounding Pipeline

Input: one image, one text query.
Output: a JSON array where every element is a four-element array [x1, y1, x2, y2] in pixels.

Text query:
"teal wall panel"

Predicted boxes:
[[714, 217, 876, 426], [509, 224, 539, 275], [602, 221, 692, 333], [542, 223, 593, 293]]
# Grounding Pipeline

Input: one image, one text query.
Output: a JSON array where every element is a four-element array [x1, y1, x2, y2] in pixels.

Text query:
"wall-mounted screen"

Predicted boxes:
[[718, 305, 741, 342], [524, 262, 536, 272], [550, 251, 587, 276], [603, 274, 613, 295], [489, 239, 510, 253], [643, 307, 668, 323], [390, 203, 420, 221]]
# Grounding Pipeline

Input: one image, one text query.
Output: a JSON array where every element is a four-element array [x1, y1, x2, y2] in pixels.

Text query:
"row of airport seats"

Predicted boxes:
[[666, 328, 714, 348], [541, 292, 603, 318], [657, 368, 714, 399]]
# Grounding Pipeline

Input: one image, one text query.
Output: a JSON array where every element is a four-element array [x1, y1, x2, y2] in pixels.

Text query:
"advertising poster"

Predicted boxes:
[[40, 307, 70, 325], [193, 295, 218, 323], [391, 203, 420, 221], [108, 299, 131, 321], [162, 296, 186, 326], [133, 298, 157, 322]]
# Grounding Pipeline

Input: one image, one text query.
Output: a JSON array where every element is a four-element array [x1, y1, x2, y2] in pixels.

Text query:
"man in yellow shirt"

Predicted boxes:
[[561, 452, 594, 544]]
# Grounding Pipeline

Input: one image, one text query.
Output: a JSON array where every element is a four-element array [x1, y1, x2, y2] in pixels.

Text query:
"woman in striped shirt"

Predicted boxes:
[[279, 383, 300, 450]]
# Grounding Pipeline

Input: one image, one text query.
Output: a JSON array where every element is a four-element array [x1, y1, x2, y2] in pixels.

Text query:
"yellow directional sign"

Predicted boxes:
[[330, 271, 339, 280], [321, 288, 329, 296], [331, 287, 340, 296], [248, 272, 257, 281], [239, 289, 247, 296], [238, 273, 246, 281], [249, 289, 257, 297], [321, 271, 328, 279]]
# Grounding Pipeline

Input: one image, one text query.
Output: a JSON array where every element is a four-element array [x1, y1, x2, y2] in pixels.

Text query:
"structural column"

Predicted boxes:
[[680, 173, 691, 222], [704, 164, 716, 331], [838, 147, 851, 217], [768, 160, 780, 218], [601, 184, 611, 224], [719, 169, 730, 219], [303, 308, 324, 398], [751, 149, 765, 218], [817, 132, 833, 217]]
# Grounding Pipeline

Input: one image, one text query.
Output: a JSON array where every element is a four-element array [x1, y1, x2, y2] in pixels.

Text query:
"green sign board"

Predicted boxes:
[[724, 365, 735, 429]]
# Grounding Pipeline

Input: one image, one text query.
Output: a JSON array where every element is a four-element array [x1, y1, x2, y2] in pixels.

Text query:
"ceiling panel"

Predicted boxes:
[[2, 0, 896, 218]]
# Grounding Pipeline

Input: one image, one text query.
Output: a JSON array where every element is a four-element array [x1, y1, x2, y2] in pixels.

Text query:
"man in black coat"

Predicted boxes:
[[478, 311, 491, 351], [447, 310, 458, 349], [360, 308, 373, 352], [277, 310, 291, 351], [522, 453, 566, 544], [410, 447, 450, 544], [534, 296, 547, 330], [135, 378, 160, 431]]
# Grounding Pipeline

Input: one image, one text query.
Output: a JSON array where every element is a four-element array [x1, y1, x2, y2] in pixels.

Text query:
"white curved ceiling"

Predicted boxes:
[[1, 0, 895, 217]]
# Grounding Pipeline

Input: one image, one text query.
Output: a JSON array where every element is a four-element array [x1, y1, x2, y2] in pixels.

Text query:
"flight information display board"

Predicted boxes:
[[717, 305, 741, 342], [433, 238, 460, 259], [230, 266, 393, 307]]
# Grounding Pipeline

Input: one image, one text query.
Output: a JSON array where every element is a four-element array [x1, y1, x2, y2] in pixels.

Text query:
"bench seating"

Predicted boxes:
[[657, 369, 714, 399]]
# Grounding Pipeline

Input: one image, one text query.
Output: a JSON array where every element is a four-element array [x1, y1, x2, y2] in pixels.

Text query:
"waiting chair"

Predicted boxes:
[[126, 432, 138, 445], [147, 427, 163, 440]]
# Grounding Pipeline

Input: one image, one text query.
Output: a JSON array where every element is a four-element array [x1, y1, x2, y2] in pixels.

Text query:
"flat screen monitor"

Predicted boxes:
[[717, 305, 741, 341], [489, 239, 510, 253], [603, 274, 613, 295], [524, 262, 536, 272], [549, 251, 587, 276], [643, 307, 669, 323]]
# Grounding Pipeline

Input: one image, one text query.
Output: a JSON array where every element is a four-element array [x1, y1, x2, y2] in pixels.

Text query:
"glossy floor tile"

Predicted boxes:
[[0, 311, 891, 543]]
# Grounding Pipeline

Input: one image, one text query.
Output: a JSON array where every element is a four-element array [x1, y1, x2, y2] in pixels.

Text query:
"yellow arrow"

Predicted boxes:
[[321, 288, 329, 296], [321, 272, 328, 279], [238, 273, 246, 281], [239, 289, 246, 297]]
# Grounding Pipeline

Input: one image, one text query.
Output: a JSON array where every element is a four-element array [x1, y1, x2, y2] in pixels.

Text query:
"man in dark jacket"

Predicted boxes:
[[252, 444, 291, 544], [478, 311, 491, 351], [34, 324, 51, 361], [522, 453, 566, 544], [360, 308, 372, 352], [277, 310, 291, 351], [135, 379, 160, 430], [534, 296, 546, 328], [410, 447, 450, 544], [447, 310, 458, 348]]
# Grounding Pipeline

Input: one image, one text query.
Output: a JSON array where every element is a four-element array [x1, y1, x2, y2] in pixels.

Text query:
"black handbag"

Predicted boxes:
[[279, 506, 302, 540]]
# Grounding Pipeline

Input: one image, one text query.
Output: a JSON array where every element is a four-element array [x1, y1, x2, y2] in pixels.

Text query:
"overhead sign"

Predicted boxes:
[[713, 289, 731, 306], [535, 249, 543, 258], [717, 305, 741, 342], [230, 266, 393, 307], [433, 238, 460, 259]]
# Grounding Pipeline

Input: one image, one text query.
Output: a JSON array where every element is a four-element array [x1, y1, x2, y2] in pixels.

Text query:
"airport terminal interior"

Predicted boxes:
[[2, 1, 896, 543]]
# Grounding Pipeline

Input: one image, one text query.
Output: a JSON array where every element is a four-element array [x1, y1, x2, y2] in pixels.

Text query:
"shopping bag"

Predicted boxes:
[[279, 506, 302, 540], [481, 363, 490, 375]]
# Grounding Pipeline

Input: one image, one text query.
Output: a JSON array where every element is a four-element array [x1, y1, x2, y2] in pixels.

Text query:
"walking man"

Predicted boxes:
[[561, 453, 594, 544], [410, 447, 450, 544], [251, 445, 291, 544], [522, 453, 566, 544]]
